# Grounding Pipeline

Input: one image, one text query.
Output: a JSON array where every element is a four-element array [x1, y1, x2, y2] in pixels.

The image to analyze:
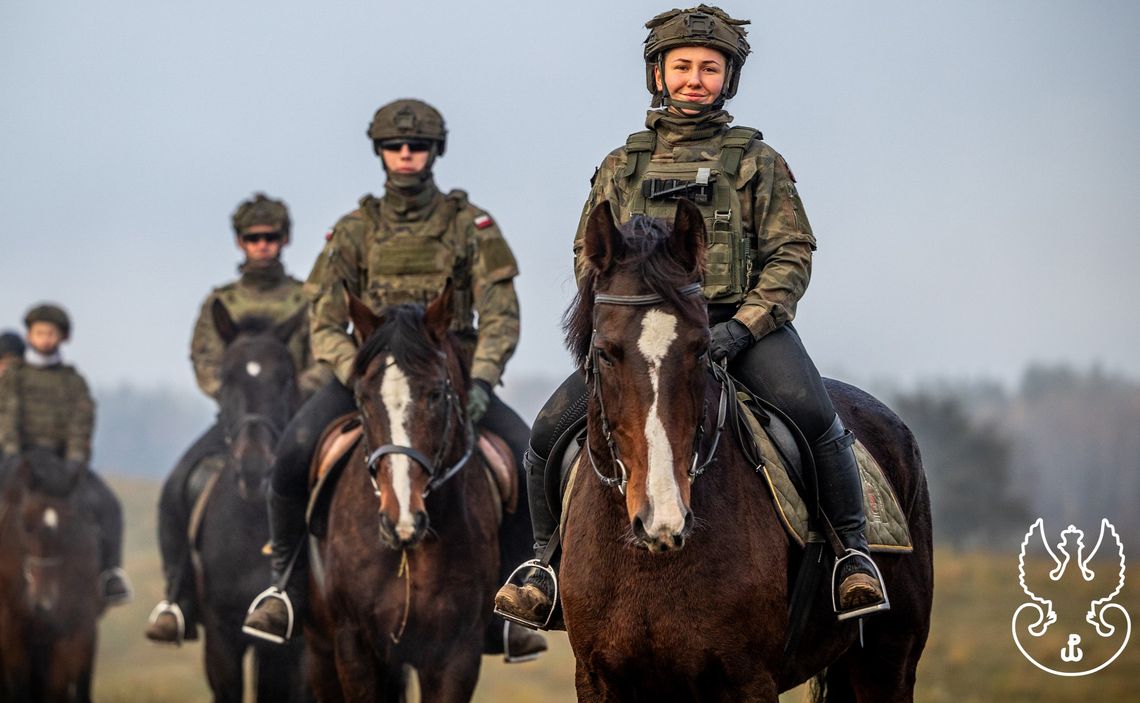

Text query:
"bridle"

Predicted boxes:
[[226, 414, 283, 448], [585, 282, 730, 496], [362, 374, 475, 500]]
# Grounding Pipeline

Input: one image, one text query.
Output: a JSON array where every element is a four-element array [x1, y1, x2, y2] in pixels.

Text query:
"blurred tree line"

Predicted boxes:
[[889, 364, 1140, 548], [91, 365, 1140, 549]]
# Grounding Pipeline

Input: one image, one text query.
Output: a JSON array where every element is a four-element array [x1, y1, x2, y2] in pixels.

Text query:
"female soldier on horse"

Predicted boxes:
[[496, 3, 887, 626]]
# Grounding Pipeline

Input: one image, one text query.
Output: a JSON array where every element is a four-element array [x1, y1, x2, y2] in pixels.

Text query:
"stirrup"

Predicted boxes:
[[242, 586, 295, 644], [146, 600, 186, 645], [831, 549, 890, 621], [494, 559, 558, 631], [500, 621, 541, 664], [101, 567, 134, 605]]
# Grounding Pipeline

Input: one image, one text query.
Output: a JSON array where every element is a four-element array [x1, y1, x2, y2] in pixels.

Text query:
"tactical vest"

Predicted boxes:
[[359, 191, 475, 336], [622, 126, 760, 302]]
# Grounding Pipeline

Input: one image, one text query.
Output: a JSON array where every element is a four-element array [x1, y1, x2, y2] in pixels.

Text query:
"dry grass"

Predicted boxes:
[[89, 478, 1138, 701]]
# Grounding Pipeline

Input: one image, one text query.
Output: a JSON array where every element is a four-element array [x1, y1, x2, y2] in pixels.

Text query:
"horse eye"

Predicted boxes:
[[595, 348, 614, 368]]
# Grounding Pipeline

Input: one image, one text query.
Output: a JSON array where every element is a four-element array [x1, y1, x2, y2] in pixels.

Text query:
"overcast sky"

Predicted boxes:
[[2, 1, 1138, 400]]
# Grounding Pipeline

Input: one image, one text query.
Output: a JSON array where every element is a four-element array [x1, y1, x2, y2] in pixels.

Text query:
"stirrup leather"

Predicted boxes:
[[242, 586, 295, 644], [831, 549, 890, 621], [494, 559, 558, 631], [147, 600, 186, 644]]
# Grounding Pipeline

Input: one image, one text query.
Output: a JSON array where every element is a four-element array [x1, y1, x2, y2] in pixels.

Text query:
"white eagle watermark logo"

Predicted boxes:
[[1011, 518, 1131, 676]]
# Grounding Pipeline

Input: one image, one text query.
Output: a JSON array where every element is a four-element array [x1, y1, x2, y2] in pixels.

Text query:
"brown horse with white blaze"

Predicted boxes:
[[304, 285, 500, 703], [559, 201, 933, 702]]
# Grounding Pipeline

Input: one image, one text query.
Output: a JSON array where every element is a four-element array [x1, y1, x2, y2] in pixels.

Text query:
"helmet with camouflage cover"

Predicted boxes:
[[367, 99, 448, 157], [231, 193, 291, 243], [643, 4, 751, 110], [24, 303, 72, 340]]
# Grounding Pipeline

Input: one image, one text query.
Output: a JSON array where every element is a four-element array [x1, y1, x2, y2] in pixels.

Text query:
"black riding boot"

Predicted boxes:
[[79, 471, 133, 606], [494, 447, 560, 629], [814, 415, 889, 620], [241, 489, 309, 644]]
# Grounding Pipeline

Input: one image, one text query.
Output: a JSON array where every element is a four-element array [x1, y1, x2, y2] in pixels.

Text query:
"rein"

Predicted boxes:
[[226, 413, 283, 447], [363, 376, 476, 499], [585, 282, 730, 495]]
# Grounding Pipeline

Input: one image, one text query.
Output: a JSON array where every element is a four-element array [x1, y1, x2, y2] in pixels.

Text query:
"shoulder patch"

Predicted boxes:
[[324, 229, 334, 241], [474, 214, 494, 230]]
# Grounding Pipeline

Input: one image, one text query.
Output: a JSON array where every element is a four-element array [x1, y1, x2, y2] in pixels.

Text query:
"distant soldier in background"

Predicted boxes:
[[0, 303, 132, 604], [145, 194, 330, 645], [0, 330, 24, 377]]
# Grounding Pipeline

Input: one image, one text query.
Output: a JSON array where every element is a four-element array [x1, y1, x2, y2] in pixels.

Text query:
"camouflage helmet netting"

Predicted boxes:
[[24, 303, 72, 339], [367, 99, 448, 156], [643, 4, 752, 102], [231, 193, 291, 238]]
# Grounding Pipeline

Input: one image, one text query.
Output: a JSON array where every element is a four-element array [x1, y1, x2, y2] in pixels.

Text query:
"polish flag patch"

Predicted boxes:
[[474, 215, 494, 230], [324, 229, 334, 241]]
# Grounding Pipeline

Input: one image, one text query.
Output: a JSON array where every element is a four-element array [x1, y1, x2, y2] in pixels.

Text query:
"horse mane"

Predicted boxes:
[[353, 304, 468, 383], [563, 214, 707, 366]]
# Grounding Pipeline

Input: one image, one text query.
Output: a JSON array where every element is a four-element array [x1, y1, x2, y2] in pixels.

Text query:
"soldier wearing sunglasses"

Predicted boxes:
[[145, 193, 330, 645], [240, 99, 548, 661]]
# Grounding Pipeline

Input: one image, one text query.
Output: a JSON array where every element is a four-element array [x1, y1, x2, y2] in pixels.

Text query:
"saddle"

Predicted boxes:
[[305, 413, 518, 537]]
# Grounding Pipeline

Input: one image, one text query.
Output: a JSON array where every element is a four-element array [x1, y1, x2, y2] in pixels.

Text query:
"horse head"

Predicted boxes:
[[213, 299, 304, 501], [347, 282, 473, 550], [567, 200, 715, 553], [11, 449, 77, 614]]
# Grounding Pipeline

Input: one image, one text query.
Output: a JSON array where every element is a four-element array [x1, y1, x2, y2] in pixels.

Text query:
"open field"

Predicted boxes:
[[89, 477, 1138, 701]]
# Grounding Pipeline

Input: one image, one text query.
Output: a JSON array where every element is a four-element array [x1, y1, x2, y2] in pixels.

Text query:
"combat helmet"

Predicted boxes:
[[367, 99, 448, 157], [24, 303, 72, 340], [231, 193, 291, 243], [643, 5, 751, 111], [0, 330, 24, 358]]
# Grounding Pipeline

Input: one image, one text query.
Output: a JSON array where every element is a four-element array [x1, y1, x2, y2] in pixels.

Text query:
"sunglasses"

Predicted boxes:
[[241, 231, 283, 244], [378, 139, 432, 153]]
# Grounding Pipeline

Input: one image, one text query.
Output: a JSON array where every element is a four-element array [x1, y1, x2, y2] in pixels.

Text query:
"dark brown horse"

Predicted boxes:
[[559, 201, 934, 702], [194, 301, 308, 702], [305, 286, 499, 703], [0, 449, 102, 702]]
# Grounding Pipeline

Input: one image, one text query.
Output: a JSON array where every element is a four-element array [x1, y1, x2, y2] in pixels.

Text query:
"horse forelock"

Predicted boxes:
[[354, 304, 456, 383], [564, 215, 706, 366]]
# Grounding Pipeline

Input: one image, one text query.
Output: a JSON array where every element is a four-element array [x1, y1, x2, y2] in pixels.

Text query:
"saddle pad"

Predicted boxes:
[[477, 433, 518, 515], [739, 400, 913, 553], [559, 411, 913, 553]]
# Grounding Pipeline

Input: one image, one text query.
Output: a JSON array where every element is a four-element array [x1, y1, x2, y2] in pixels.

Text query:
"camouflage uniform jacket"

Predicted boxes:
[[191, 260, 329, 400], [573, 110, 817, 341], [0, 360, 94, 463], [307, 187, 520, 387]]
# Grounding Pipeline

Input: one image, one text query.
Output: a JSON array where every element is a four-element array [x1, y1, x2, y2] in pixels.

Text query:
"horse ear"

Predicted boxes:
[[212, 299, 239, 346], [345, 284, 382, 345], [670, 198, 706, 275], [425, 279, 455, 339], [583, 201, 624, 274], [274, 305, 308, 345]]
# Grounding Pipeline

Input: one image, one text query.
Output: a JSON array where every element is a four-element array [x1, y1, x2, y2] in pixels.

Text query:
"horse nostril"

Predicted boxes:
[[632, 516, 649, 542]]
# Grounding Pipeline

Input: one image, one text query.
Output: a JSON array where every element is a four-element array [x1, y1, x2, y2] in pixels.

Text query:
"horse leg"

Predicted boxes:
[[573, 660, 621, 703], [44, 628, 96, 703], [306, 634, 344, 703], [416, 645, 481, 703], [331, 626, 378, 703], [202, 620, 245, 703], [253, 639, 305, 703]]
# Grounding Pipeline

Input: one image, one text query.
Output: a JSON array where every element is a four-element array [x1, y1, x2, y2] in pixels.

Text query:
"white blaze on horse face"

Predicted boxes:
[[380, 356, 416, 540], [246, 361, 262, 378], [43, 507, 58, 530], [637, 309, 685, 536]]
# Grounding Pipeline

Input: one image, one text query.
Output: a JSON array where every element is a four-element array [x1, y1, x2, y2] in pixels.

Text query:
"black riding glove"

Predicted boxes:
[[467, 379, 492, 425], [709, 319, 753, 362]]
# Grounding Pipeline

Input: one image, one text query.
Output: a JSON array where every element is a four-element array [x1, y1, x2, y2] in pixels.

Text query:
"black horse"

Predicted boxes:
[[193, 301, 308, 702]]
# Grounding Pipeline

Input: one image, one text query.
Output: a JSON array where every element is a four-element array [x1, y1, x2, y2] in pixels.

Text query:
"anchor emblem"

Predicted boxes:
[[1059, 634, 1083, 663]]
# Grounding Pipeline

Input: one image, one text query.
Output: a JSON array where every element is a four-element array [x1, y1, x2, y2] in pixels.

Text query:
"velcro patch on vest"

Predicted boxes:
[[474, 215, 494, 230]]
